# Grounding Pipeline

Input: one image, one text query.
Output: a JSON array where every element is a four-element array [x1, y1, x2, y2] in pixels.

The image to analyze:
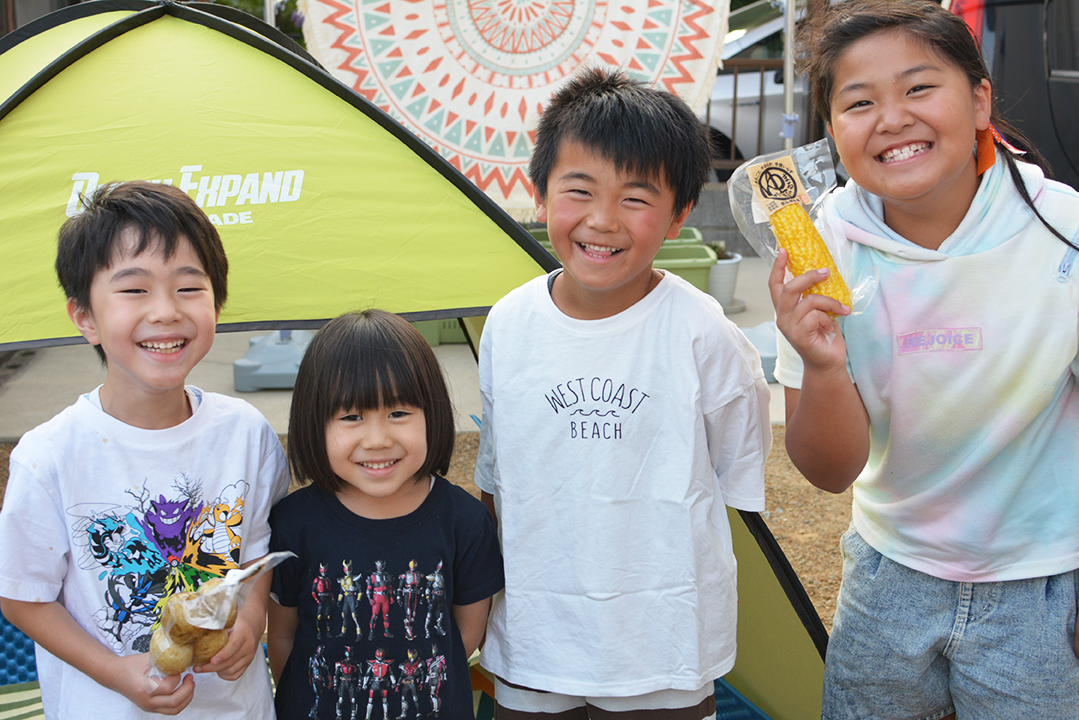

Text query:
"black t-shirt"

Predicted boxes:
[[270, 476, 503, 720]]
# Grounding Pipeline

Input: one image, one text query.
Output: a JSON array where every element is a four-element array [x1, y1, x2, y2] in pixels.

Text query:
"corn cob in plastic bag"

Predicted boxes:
[[767, 203, 851, 307], [727, 140, 874, 313]]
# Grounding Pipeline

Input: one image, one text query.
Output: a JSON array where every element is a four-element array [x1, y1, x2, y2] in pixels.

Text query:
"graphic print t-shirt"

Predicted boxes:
[[0, 387, 290, 719], [269, 476, 503, 720]]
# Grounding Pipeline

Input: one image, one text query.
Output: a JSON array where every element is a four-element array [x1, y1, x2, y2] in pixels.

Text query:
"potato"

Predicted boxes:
[[196, 577, 238, 629], [162, 592, 205, 644], [150, 627, 194, 676], [192, 629, 229, 665]]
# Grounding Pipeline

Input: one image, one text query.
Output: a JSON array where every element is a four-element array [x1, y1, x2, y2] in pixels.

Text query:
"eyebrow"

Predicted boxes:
[[109, 265, 209, 282], [557, 171, 660, 195], [835, 63, 941, 99]]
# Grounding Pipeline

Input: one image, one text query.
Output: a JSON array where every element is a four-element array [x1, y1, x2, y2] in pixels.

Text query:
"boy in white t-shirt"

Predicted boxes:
[[474, 68, 772, 719], [0, 181, 289, 718]]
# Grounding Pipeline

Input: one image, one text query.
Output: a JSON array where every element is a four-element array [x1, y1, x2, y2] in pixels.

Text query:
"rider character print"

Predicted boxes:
[[69, 477, 248, 653], [299, 558, 452, 719]]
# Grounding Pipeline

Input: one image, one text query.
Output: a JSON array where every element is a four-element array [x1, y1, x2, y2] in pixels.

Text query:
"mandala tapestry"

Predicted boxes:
[[298, 0, 728, 218]]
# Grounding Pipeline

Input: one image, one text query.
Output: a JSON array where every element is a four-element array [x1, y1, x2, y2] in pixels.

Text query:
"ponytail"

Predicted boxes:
[[992, 125, 1079, 251]]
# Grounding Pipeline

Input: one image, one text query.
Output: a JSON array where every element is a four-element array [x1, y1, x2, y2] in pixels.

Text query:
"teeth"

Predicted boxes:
[[880, 143, 930, 163], [139, 340, 185, 353], [362, 460, 397, 469], [579, 242, 622, 255]]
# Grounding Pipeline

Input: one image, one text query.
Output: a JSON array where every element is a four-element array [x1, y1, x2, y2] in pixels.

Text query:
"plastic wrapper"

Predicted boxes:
[[148, 551, 294, 677], [728, 139, 876, 314]]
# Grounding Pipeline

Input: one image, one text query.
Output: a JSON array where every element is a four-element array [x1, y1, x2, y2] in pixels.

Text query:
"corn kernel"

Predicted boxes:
[[768, 203, 851, 307]]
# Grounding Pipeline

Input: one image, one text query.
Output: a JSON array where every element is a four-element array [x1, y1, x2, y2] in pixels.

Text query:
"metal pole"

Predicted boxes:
[[3, 0, 17, 34], [782, 0, 797, 150], [265, 0, 275, 27]]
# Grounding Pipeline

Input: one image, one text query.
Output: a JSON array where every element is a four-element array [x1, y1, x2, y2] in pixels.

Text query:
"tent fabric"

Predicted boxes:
[[0, 0, 556, 351], [298, 0, 729, 218]]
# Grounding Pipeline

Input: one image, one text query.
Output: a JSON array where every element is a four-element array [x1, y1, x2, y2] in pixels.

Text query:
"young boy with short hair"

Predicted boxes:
[[475, 68, 772, 718], [0, 181, 289, 717]]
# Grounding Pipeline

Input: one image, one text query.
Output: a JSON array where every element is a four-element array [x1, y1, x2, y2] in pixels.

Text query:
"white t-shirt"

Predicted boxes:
[[0, 387, 290, 719], [475, 271, 770, 696], [775, 160, 1079, 582]]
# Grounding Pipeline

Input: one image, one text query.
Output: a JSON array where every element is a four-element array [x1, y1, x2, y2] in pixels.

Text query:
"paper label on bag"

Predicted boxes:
[[748, 155, 811, 214]]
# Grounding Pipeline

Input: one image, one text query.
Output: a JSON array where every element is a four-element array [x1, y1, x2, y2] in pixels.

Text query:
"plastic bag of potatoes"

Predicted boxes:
[[149, 551, 294, 677]]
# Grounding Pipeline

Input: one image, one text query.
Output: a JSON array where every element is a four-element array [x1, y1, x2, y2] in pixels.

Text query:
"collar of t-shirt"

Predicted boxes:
[[84, 385, 203, 414]]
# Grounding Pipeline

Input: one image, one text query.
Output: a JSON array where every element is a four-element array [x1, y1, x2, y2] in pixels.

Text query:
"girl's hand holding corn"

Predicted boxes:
[[769, 247, 851, 375]]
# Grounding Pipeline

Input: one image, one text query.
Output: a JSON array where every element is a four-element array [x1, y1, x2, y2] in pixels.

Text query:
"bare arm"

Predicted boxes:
[[480, 491, 497, 531], [771, 250, 870, 493], [451, 597, 492, 658], [0, 596, 195, 715], [266, 598, 298, 685]]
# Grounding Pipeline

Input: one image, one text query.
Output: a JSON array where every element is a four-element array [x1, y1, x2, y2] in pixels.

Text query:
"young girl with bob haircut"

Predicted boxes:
[[770, 0, 1079, 717], [266, 310, 503, 720]]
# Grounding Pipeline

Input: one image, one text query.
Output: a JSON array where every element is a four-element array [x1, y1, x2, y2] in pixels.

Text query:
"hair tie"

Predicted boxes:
[[990, 122, 1026, 156]]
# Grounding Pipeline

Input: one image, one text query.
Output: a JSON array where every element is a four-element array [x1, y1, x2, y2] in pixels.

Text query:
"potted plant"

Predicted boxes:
[[705, 240, 743, 313]]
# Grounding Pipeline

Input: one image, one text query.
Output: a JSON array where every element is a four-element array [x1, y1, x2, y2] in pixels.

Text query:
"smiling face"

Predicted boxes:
[[68, 230, 218, 426], [827, 30, 991, 241], [325, 404, 430, 519], [537, 140, 691, 319]]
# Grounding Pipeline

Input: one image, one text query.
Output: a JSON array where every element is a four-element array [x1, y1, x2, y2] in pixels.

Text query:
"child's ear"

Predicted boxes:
[[973, 78, 992, 132], [535, 194, 548, 223], [67, 298, 101, 346], [664, 205, 693, 240]]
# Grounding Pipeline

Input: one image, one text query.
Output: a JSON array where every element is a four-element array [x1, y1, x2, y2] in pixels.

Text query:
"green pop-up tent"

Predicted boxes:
[[0, 0, 555, 350], [0, 3, 827, 718]]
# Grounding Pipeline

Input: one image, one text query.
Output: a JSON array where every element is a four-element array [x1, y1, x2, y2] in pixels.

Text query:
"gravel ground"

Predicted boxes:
[[0, 424, 850, 631]]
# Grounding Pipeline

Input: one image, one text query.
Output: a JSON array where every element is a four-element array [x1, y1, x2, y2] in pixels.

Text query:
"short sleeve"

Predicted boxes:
[[1073, 304, 1079, 377], [698, 317, 770, 512], [450, 491, 504, 607], [473, 322, 498, 496], [269, 499, 302, 608], [773, 328, 804, 389], [0, 454, 67, 602], [705, 376, 770, 513], [238, 423, 290, 565]]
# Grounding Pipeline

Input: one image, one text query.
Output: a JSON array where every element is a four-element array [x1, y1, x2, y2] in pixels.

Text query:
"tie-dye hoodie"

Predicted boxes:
[[776, 159, 1079, 582]]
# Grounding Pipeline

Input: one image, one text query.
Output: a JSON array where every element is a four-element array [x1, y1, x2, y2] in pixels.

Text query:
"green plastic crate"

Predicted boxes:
[[668, 225, 704, 244], [654, 244, 717, 291], [410, 319, 467, 346]]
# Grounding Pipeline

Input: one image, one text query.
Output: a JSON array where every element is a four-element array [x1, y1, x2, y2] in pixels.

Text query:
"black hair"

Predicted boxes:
[[287, 310, 456, 494], [799, 0, 1076, 250], [56, 181, 229, 361], [528, 66, 712, 215]]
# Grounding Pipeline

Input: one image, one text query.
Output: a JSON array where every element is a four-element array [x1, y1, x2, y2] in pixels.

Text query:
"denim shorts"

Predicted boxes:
[[823, 527, 1079, 720]]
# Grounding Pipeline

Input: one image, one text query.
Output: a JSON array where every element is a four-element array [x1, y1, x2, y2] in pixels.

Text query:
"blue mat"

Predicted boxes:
[[0, 606, 41, 719], [716, 678, 772, 719], [0, 608, 37, 686]]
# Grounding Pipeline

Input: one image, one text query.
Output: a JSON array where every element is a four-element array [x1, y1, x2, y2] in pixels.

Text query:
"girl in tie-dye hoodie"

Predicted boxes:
[[770, 1, 1079, 718]]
